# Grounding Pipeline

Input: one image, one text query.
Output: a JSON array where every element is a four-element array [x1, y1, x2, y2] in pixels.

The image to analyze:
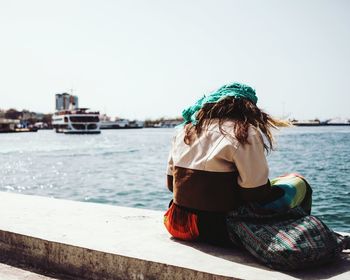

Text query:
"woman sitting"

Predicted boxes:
[[164, 82, 311, 245]]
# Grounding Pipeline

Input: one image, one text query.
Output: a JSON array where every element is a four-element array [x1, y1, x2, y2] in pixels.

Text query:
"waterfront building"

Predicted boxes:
[[55, 93, 79, 111]]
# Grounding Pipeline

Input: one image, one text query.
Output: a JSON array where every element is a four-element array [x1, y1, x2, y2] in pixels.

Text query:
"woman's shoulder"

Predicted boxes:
[[205, 120, 239, 145], [247, 125, 260, 136], [172, 121, 236, 146], [208, 121, 262, 144], [205, 119, 234, 132], [173, 121, 260, 146], [204, 119, 258, 135]]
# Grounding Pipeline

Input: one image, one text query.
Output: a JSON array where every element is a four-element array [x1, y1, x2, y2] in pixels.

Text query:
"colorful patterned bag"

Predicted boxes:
[[226, 205, 349, 271], [261, 173, 312, 214]]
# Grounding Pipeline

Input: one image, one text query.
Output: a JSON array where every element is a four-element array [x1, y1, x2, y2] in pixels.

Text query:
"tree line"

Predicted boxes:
[[0, 108, 53, 127]]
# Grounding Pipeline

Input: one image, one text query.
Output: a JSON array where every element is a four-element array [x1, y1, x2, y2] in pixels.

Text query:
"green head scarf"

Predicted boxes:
[[182, 82, 258, 125]]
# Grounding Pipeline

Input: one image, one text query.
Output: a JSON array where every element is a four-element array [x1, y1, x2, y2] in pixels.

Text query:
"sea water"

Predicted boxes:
[[0, 127, 349, 232]]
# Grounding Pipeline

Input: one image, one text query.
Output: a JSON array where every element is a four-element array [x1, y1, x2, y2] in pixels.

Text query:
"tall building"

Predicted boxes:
[[55, 93, 79, 111]]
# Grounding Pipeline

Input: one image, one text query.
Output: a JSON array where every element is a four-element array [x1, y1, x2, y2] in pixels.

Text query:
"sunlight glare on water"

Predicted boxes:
[[0, 127, 349, 232]]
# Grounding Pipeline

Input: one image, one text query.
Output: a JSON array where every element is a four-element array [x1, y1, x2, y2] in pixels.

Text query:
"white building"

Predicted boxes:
[[55, 93, 79, 111]]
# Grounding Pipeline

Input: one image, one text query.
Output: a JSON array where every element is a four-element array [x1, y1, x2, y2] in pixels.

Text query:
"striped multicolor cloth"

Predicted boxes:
[[164, 202, 199, 241], [226, 205, 347, 270], [261, 173, 312, 214]]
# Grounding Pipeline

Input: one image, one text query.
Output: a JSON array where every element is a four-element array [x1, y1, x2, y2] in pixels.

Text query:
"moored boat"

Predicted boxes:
[[0, 119, 38, 133], [100, 119, 144, 129]]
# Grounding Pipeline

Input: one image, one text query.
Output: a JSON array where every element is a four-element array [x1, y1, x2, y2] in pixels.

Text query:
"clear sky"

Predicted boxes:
[[0, 0, 349, 120]]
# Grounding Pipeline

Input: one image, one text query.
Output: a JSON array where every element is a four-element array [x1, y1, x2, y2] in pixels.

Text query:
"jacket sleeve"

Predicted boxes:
[[233, 128, 283, 203], [166, 149, 174, 176], [234, 128, 269, 188], [167, 175, 173, 193], [166, 136, 175, 192], [166, 134, 175, 176]]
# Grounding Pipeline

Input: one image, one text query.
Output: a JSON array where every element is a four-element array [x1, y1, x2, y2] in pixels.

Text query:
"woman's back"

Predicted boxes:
[[164, 82, 284, 243], [168, 120, 271, 212]]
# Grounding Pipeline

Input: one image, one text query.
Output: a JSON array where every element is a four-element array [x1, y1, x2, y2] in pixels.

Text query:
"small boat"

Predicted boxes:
[[100, 119, 144, 129], [15, 127, 38, 133], [291, 119, 321, 126], [0, 119, 19, 133], [0, 119, 38, 133], [325, 118, 350, 126]]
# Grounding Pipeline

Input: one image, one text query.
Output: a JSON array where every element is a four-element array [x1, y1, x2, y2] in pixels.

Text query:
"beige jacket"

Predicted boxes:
[[167, 121, 269, 185], [166, 121, 271, 212]]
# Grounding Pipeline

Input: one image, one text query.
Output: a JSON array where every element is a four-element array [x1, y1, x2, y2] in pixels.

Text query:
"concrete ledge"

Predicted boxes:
[[0, 262, 59, 280], [0, 192, 349, 280]]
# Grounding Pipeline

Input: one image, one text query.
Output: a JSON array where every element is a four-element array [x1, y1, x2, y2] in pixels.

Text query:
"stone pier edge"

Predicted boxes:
[[0, 229, 235, 280]]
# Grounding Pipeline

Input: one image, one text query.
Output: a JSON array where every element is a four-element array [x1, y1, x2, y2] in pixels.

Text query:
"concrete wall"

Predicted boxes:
[[0, 192, 349, 280]]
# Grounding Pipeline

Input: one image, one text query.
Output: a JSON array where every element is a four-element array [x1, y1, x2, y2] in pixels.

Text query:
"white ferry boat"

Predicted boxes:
[[52, 108, 101, 134]]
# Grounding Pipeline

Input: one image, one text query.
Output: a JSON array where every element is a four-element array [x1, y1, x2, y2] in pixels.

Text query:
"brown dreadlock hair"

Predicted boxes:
[[184, 97, 289, 153]]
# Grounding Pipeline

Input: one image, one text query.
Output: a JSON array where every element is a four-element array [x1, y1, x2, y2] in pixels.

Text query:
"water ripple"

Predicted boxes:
[[0, 127, 349, 232]]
